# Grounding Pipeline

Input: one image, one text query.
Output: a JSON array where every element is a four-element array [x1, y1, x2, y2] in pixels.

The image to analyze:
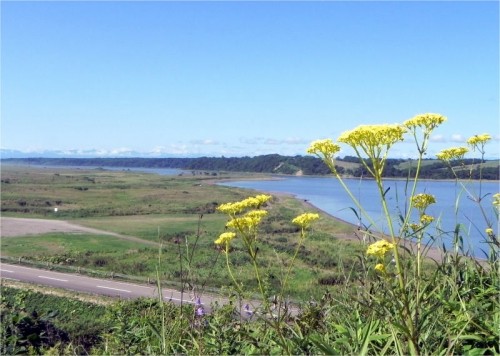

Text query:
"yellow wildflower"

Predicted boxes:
[[214, 232, 236, 246], [226, 210, 267, 232], [374, 263, 386, 273], [410, 223, 421, 232], [292, 212, 320, 229], [217, 194, 272, 215], [404, 113, 447, 134], [420, 214, 435, 225], [467, 133, 491, 146], [436, 147, 469, 161], [338, 124, 406, 178], [217, 201, 245, 215], [246, 210, 268, 219], [493, 193, 500, 207], [411, 193, 436, 210], [245, 210, 268, 227], [307, 139, 341, 157], [366, 239, 395, 259], [254, 194, 272, 206], [227, 217, 255, 231], [338, 124, 406, 149]]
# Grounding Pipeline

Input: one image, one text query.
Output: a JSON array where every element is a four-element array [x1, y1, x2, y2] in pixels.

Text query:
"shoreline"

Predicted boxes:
[[2, 163, 498, 183], [276, 190, 449, 262], [212, 178, 469, 263]]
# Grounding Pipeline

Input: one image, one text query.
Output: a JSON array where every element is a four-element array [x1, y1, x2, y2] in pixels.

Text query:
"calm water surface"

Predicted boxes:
[[220, 176, 499, 258]]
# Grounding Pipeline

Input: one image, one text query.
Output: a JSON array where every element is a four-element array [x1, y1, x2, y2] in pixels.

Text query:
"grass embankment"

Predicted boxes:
[[1, 164, 363, 300]]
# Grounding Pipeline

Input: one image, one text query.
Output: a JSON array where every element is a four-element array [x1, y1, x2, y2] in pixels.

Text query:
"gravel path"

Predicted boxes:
[[0, 217, 160, 247]]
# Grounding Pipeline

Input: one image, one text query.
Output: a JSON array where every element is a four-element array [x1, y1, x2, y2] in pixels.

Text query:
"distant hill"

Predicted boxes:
[[1, 156, 499, 180]]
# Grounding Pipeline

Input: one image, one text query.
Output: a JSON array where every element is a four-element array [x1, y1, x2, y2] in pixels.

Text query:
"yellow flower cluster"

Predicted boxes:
[[292, 212, 320, 229], [410, 223, 421, 232], [215, 195, 272, 248], [217, 194, 272, 215], [493, 193, 500, 207], [226, 210, 268, 231], [420, 214, 434, 225], [306, 139, 341, 157], [436, 147, 469, 161], [366, 239, 395, 259], [404, 113, 447, 134], [214, 232, 236, 246], [467, 134, 491, 146], [411, 193, 436, 210], [338, 124, 406, 149], [374, 263, 386, 273]]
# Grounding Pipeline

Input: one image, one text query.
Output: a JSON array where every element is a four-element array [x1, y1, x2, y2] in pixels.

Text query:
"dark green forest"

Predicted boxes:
[[2, 155, 499, 180]]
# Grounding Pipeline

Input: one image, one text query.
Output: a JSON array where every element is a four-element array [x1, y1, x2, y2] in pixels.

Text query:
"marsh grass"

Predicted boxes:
[[0, 165, 247, 218], [1, 165, 364, 300]]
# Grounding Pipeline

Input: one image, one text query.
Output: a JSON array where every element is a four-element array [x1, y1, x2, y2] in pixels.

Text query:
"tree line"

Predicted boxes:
[[2, 155, 498, 179]]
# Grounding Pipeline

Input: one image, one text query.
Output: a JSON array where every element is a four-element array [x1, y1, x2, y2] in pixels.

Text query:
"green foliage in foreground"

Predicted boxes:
[[2, 250, 498, 355]]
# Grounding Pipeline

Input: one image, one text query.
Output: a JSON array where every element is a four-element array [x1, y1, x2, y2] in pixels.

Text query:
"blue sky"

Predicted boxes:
[[2, 1, 499, 159]]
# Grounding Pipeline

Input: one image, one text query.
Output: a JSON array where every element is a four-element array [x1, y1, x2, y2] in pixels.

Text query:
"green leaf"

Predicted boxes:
[[308, 334, 340, 355], [465, 348, 490, 356]]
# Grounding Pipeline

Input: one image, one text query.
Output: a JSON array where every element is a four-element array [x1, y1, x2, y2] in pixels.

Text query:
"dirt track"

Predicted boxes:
[[0, 217, 159, 247]]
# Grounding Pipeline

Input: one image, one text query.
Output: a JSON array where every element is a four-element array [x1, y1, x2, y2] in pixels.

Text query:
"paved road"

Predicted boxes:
[[0, 263, 300, 317], [0, 263, 231, 312]]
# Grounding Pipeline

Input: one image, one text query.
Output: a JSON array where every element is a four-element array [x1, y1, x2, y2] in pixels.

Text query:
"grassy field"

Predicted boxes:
[[1, 164, 363, 300], [396, 158, 500, 171]]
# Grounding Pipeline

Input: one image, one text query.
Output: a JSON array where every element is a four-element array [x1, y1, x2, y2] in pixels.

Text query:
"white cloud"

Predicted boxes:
[[189, 139, 220, 145], [239, 137, 265, 145], [450, 134, 466, 143], [151, 144, 190, 155], [430, 134, 446, 143], [240, 137, 310, 146]]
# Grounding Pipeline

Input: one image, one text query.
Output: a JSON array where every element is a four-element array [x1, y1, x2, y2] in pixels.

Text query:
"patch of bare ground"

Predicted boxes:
[[0, 217, 159, 247]]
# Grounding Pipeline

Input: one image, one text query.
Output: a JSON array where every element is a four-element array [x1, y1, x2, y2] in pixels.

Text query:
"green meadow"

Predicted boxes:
[[1, 164, 362, 299]]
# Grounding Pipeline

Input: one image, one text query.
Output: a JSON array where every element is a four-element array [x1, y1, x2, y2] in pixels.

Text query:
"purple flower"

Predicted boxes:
[[196, 306, 205, 316], [244, 304, 253, 316]]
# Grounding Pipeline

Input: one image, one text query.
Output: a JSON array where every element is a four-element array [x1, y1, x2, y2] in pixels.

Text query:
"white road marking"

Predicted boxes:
[[38, 275, 68, 282], [0, 269, 14, 273], [96, 285, 131, 293], [2, 265, 39, 271], [113, 281, 152, 289]]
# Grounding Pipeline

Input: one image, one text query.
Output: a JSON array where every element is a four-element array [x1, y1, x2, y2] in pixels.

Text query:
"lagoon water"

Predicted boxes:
[[219, 176, 499, 258], [29, 165, 498, 258]]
